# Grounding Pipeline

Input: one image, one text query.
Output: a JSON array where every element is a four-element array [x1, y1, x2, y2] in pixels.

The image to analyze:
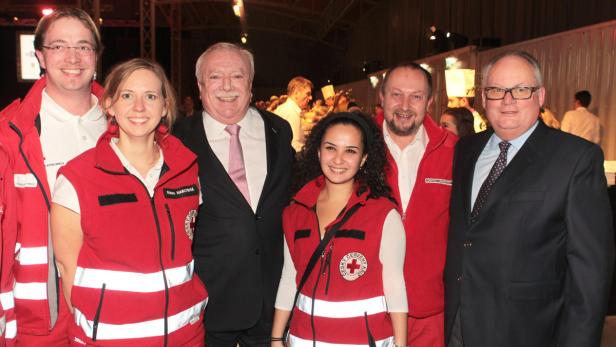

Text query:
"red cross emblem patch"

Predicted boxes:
[[339, 252, 368, 281], [184, 209, 198, 240]]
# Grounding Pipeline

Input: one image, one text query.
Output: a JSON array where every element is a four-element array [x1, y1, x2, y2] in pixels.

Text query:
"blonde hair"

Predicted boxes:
[[103, 58, 177, 129], [287, 76, 313, 96]]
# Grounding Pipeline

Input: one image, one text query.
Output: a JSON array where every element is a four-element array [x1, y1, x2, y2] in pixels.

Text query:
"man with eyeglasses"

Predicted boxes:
[[378, 62, 457, 347], [445, 50, 614, 347], [0, 7, 105, 346]]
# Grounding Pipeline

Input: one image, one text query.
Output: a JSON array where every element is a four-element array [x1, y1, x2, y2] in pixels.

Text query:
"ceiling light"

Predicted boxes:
[[42, 8, 54, 16]]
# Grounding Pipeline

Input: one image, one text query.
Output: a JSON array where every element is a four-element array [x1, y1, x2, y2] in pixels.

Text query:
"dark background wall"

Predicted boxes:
[[343, 0, 616, 81], [0, 0, 614, 108]]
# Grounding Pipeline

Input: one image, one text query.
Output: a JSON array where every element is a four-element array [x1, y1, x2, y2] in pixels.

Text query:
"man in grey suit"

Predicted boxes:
[[174, 42, 294, 347], [445, 50, 614, 347]]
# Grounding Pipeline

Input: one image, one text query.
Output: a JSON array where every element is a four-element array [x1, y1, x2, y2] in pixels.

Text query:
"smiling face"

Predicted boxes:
[[197, 48, 252, 124], [318, 123, 367, 187], [35, 17, 97, 99], [105, 68, 167, 143], [380, 67, 433, 141], [482, 55, 545, 141], [293, 86, 313, 110]]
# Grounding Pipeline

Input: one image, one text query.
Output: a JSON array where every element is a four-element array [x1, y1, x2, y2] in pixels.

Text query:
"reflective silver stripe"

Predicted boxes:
[[15, 246, 48, 265], [74, 298, 207, 340], [0, 292, 14, 310], [5, 319, 16, 339], [289, 334, 393, 347], [74, 260, 195, 293], [14, 282, 47, 300], [296, 293, 387, 318]]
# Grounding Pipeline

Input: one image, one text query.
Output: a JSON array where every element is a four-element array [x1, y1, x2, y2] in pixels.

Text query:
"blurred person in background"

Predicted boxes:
[[439, 107, 475, 137]]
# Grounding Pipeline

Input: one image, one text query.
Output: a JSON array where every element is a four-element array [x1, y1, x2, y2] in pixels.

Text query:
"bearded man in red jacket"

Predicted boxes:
[[378, 62, 457, 347]]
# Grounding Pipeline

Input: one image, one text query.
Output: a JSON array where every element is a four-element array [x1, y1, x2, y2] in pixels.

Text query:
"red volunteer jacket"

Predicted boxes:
[[283, 177, 397, 346], [382, 115, 457, 317], [59, 131, 208, 346], [0, 77, 104, 337], [0, 129, 17, 345]]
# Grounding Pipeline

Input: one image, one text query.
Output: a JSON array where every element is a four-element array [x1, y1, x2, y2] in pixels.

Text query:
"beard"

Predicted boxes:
[[385, 109, 421, 137]]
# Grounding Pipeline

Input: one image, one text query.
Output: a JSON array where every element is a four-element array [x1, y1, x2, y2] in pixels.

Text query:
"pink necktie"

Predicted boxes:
[[225, 124, 251, 204]]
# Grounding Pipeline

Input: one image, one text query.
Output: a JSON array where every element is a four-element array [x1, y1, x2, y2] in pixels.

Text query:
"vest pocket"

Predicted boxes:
[[92, 283, 106, 341], [164, 204, 176, 261]]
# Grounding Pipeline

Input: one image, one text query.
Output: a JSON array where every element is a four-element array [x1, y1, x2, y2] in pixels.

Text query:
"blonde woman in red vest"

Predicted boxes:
[[50, 58, 207, 346], [272, 112, 408, 347]]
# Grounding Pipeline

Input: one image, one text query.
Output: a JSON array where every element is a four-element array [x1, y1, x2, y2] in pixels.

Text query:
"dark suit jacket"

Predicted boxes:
[[445, 121, 614, 347], [174, 109, 294, 331]]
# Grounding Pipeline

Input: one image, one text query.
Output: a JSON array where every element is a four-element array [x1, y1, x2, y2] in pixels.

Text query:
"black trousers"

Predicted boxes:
[[205, 307, 272, 347], [448, 308, 465, 347]]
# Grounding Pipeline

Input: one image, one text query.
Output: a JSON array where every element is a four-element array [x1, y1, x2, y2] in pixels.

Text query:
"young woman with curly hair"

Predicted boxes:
[[272, 112, 408, 347]]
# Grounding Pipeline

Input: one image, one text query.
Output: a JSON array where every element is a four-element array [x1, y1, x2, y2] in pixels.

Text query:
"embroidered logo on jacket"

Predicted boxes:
[[14, 173, 37, 188], [339, 252, 368, 281], [185, 209, 198, 240], [424, 178, 452, 186], [164, 185, 199, 199]]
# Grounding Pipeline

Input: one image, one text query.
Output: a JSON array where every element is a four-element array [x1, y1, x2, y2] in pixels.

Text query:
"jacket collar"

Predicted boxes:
[[94, 131, 196, 187], [293, 176, 369, 209], [5, 76, 104, 134]]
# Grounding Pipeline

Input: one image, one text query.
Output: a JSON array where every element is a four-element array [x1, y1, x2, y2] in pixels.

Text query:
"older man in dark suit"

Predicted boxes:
[[174, 42, 294, 347], [445, 50, 614, 347]]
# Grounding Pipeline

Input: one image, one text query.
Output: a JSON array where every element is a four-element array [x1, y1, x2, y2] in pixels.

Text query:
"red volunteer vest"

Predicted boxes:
[[282, 178, 397, 346], [58, 132, 207, 346]]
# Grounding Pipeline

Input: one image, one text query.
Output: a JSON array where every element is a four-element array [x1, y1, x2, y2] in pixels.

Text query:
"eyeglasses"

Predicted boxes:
[[483, 86, 540, 100], [42, 44, 96, 56]]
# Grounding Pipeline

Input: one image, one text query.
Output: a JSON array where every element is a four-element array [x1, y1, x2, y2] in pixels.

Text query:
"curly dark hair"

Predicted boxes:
[[292, 112, 391, 199]]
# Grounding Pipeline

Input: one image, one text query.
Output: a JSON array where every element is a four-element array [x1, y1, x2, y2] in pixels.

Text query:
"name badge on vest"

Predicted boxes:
[[424, 177, 452, 186], [339, 252, 368, 281], [14, 173, 37, 188], [164, 185, 199, 199]]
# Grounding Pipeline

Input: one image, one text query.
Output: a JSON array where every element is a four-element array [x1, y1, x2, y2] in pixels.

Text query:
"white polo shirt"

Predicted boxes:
[[39, 90, 106, 195]]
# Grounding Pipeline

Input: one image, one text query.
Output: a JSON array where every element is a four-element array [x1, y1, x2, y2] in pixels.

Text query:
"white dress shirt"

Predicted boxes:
[[273, 98, 305, 152], [383, 124, 427, 212], [561, 107, 601, 144], [202, 107, 267, 212], [471, 121, 538, 207]]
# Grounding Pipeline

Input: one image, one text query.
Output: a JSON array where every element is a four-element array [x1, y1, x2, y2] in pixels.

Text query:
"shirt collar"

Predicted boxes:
[[109, 137, 164, 175], [202, 106, 261, 138], [284, 98, 301, 113], [383, 122, 427, 152], [490, 120, 538, 151], [41, 89, 103, 122]]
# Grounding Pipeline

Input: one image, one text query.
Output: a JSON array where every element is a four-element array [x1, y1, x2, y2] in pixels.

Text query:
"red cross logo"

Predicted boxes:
[[346, 259, 361, 274]]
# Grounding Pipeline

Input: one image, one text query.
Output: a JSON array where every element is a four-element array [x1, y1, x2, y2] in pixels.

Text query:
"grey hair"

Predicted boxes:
[[481, 50, 543, 87], [195, 42, 255, 84]]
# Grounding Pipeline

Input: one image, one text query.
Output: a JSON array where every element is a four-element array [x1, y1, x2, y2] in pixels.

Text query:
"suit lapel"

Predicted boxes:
[[256, 109, 280, 211], [189, 115, 253, 211], [460, 131, 492, 226], [471, 122, 547, 226]]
